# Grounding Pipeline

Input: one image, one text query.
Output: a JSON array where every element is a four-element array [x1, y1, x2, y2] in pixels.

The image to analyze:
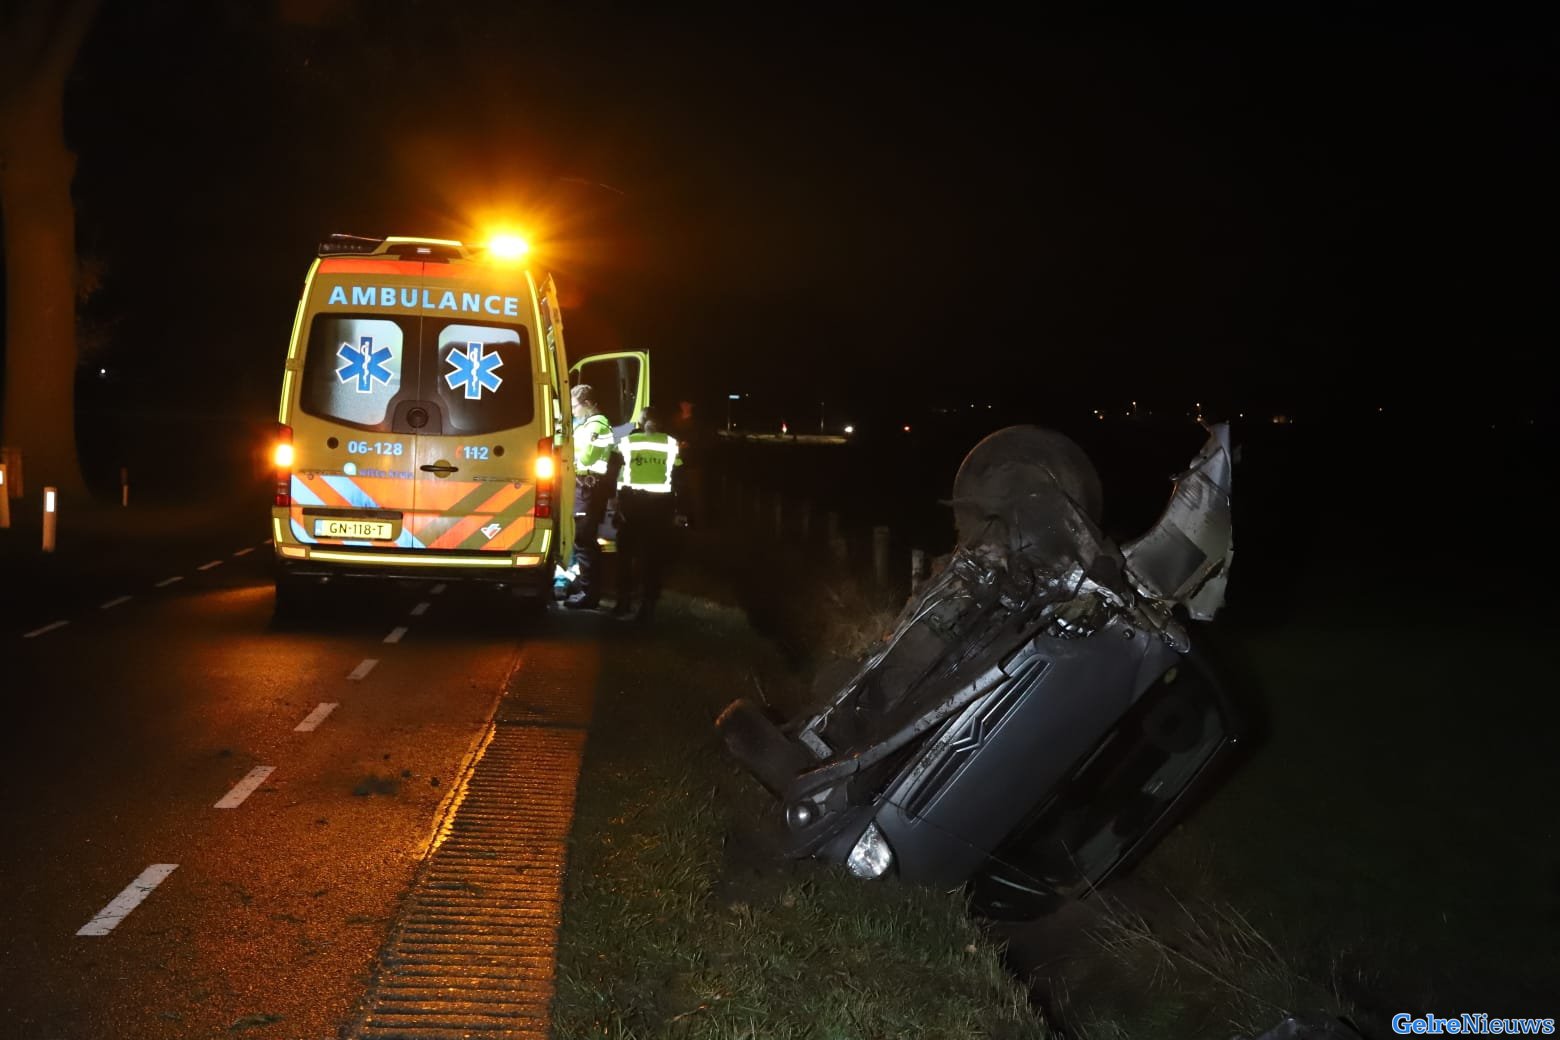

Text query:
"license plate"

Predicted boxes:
[[313, 518, 394, 540]]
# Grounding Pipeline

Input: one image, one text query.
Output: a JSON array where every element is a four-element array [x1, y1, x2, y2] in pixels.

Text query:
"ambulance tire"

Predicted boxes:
[[509, 585, 551, 619], [272, 575, 317, 621]]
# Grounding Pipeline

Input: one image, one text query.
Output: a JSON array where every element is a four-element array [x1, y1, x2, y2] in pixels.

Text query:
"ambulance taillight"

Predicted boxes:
[[274, 425, 293, 507], [533, 439, 554, 518]]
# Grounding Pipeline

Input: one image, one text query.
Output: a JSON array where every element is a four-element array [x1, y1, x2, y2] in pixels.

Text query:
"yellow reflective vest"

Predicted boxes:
[[573, 413, 614, 475], [618, 431, 680, 493]]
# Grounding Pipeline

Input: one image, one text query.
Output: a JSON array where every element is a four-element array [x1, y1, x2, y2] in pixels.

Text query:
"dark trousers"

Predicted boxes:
[[616, 488, 675, 611], [572, 475, 609, 599]]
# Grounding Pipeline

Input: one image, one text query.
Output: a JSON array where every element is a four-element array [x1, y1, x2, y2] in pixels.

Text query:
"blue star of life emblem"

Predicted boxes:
[[445, 342, 504, 401], [336, 335, 395, 394]]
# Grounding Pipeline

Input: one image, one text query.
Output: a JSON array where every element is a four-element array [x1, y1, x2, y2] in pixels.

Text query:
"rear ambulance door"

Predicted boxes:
[[536, 275, 572, 564], [408, 269, 547, 558], [568, 350, 651, 548], [288, 259, 424, 548]]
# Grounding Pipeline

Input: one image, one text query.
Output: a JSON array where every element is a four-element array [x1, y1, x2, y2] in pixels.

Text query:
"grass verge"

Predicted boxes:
[[659, 527, 1370, 1040], [550, 586, 1048, 1039]]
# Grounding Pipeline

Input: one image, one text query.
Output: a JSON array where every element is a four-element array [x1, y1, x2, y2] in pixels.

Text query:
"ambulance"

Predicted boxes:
[[269, 233, 649, 613]]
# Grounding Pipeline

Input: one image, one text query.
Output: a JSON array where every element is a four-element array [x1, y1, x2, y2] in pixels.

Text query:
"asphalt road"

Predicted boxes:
[[0, 512, 553, 1039]]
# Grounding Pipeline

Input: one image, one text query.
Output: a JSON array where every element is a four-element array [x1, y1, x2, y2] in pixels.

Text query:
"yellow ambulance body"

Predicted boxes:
[[269, 234, 578, 611]]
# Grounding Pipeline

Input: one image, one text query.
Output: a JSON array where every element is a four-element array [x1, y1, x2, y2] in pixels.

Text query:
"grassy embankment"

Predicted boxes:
[[549, 537, 1048, 1039]]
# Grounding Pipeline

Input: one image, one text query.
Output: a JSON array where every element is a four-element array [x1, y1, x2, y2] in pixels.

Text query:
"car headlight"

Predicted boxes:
[[845, 822, 894, 879]]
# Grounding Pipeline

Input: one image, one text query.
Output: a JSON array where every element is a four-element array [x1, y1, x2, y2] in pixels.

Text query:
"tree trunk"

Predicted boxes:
[[1, 0, 100, 502]]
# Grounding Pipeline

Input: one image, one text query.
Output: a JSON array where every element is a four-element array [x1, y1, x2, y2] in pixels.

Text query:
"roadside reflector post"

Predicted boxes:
[[872, 525, 891, 588], [43, 486, 58, 552], [0, 446, 20, 499], [0, 463, 9, 529], [121, 467, 130, 507]]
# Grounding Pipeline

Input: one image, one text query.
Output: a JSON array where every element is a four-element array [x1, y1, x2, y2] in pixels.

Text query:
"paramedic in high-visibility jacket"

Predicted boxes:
[[613, 405, 681, 622], [566, 384, 616, 609]]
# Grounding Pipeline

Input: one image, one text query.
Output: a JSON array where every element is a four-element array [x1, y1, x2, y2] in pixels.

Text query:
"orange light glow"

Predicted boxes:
[[273, 443, 295, 468], [487, 234, 530, 260], [534, 453, 556, 480]]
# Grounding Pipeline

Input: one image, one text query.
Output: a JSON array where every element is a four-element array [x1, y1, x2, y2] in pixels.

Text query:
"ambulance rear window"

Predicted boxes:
[[431, 322, 534, 434], [299, 316, 409, 431], [298, 315, 533, 434]]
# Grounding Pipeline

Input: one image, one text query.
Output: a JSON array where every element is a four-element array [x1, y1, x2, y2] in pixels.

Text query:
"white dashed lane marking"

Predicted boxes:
[[197, 560, 223, 572], [410, 602, 430, 617], [295, 703, 338, 732], [154, 576, 183, 589], [233, 547, 254, 557], [76, 864, 178, 937], [100, 595, 133, 610], [384, 627, 408, 644], [215, 766, 275, 809], [22, 621, 69, 639], [430, 583, 447, 595], [347, 659, 379, 681]]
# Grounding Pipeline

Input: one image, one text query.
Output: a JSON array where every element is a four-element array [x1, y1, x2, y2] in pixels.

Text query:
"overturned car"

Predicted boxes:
[[717, 423, 1242, 919]]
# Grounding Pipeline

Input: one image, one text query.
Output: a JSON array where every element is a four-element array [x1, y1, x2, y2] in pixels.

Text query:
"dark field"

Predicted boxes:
[[705, 413, 1560, 1030]]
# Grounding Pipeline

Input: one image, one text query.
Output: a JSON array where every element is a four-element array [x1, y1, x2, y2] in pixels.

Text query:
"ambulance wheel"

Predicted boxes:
[[509, 586, 551, 619], [273, 576, 316, 620]]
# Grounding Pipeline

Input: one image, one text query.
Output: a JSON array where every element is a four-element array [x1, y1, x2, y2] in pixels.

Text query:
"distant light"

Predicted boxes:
[[99, 368, 107, 376], [781, 422, 789, 434], [728, 394, 741, 400], [45, 489, 57, 512], [487, 234, 529, 260], [844, 425, 855, 434], [902, 424, 911, 433]]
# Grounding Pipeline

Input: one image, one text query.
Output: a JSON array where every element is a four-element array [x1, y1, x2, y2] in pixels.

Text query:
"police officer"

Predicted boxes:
[[567, 384, 616, 609], [613, 405, 680, 621]]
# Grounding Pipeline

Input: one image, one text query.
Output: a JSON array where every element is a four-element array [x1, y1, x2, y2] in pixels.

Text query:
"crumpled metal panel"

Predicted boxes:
[[1121, 423, 1235, 620]]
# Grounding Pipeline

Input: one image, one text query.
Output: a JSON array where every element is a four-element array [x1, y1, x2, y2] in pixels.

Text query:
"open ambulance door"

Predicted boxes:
[[569, 351, 652, 436], [536, 275, 574, 569], [568, 350, 652, 551]]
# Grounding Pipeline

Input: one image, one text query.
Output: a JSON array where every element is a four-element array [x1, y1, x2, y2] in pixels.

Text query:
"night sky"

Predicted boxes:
[[56, 4, 1560, 429]]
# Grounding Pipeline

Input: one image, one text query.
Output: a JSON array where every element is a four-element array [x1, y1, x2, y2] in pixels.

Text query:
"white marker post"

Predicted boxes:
[[42, 486, 58, 552], [0, 463, 9, 529]]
